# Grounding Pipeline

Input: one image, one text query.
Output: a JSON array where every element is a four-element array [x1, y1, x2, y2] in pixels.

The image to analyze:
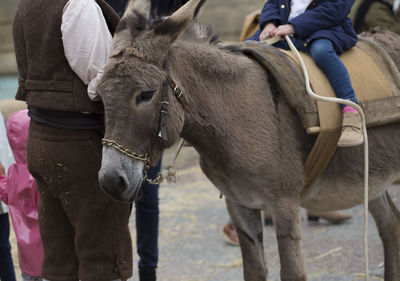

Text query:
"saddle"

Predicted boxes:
[[223, 39, 400, 189]]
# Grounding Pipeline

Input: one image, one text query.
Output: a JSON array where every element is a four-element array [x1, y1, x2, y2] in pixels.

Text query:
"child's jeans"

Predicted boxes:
[[308, 39, 358, 104], [274, 37, 358, 106]]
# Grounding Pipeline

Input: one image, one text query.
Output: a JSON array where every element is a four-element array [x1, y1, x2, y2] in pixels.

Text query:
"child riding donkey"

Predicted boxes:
[[248, 0, 364, 147]]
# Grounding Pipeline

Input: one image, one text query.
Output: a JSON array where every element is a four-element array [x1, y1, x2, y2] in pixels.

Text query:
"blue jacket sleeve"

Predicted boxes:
[[259, 0, 282, 29], [289, 0, 355, 40]]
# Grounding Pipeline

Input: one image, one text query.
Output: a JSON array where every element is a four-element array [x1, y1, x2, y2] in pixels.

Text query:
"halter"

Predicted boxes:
[[102, 75, 185, 185]]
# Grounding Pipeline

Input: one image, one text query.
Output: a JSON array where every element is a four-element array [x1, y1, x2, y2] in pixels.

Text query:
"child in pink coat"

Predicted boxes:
[[0, 109, 43, 281]]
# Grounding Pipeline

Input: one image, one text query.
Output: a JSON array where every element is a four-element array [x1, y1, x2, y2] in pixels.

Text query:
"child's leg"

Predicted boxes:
[[308, 39, 358, 105], [308, 39, 363, 147]]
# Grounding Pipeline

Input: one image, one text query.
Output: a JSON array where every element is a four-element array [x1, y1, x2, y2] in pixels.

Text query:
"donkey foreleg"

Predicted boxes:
[[225, 199, 267, 281], [273, 199, 306, 281], [369, 190, 400, 281]]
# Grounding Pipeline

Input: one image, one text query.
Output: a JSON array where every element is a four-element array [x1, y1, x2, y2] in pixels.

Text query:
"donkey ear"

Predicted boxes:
[[112, 0, 151, 50], [124, 0, 151, 20], [153, 0, 207, 41]]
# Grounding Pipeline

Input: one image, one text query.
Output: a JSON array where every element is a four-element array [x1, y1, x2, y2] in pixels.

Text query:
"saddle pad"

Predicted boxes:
[[279, 49, 342, 189], [240, 10, 261, 42]]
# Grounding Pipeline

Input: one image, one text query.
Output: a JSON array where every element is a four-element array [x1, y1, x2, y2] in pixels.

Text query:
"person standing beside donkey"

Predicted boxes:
[[13, 0, 133, 280], [248, 0, 364, 147], [0, 110, 43, 281]]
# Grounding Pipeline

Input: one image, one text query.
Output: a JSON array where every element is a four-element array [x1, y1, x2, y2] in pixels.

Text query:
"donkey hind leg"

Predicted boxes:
[[225, 199, 267, 281], [369, 190, 400, 281], [274, 200, 306, 281]]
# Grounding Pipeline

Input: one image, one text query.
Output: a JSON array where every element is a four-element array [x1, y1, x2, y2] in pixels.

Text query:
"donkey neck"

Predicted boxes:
[[167, 41, 264, 139], [167, 40, 306, 158]]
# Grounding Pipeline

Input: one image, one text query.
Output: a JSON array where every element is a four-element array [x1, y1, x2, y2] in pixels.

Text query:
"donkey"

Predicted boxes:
[[97, 0, 400, 280]]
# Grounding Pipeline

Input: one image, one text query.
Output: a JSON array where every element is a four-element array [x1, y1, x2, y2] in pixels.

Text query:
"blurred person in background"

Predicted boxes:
[[0, 110, 43, 281], [0, 110, 16, 281], [350, 0, 400, 34]]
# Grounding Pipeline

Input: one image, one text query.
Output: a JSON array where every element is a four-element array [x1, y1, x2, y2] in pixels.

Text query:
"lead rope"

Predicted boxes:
[[283, 35, 369, 280], [149, 138, 185, 185]]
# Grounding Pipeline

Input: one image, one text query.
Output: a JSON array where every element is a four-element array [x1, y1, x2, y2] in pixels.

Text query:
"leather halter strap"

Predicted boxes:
[[166, 76, 209, 126], [157, 80, 170, 142]]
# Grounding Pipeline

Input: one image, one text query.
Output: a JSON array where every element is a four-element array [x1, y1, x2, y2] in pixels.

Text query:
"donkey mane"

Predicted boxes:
[[177, 22, 219, 46]]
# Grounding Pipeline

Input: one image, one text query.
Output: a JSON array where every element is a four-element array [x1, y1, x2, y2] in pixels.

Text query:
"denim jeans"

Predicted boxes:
[[135, 159, 161, 269], [0, 213, 16, 281], [275, 37, 358, 106]]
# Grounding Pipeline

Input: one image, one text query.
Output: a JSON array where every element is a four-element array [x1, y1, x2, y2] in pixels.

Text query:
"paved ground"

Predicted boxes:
[[10, 144, 399, 281], [126, 144, 398, 281]]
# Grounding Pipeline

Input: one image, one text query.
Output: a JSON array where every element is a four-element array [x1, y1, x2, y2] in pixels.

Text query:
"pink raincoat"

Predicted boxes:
[[0, 109, 43, 277]]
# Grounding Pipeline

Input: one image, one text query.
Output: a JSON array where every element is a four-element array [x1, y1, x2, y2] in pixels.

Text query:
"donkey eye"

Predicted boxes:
[[136, 90, 155, 104]]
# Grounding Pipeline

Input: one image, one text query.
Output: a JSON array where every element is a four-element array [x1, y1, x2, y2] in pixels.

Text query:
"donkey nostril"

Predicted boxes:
[[99, 169, 128, 196]]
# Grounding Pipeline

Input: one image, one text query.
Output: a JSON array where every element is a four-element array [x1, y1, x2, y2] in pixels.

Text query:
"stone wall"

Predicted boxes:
[[198, 0, 264, 42], [0, 0, 18, 75], [0, 0, 265, 75]]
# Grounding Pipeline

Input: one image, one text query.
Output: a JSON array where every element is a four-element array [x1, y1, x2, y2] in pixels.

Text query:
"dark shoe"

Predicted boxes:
[[338, 112, 364, 147], [139, 266, 156, 281], [307, 210, 352, 224], [222, 222, 239, 246]]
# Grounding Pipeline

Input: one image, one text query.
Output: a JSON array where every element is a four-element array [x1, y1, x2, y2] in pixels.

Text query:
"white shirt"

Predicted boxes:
[[61, 0, 113, 101], [288, 0, 313, 21]]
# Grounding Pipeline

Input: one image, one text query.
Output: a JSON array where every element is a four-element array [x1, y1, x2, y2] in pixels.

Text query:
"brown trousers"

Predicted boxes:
[[27, 120, 132, 281]]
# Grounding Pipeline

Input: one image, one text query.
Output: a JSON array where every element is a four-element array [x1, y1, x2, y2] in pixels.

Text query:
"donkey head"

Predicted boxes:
[[98, 0, 207, 202]]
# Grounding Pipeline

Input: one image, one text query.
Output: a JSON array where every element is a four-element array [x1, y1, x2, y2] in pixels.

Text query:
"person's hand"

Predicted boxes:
[[0, 163, 5, 176], [272, 24, 295, 37], [260, 23, 277, 40]]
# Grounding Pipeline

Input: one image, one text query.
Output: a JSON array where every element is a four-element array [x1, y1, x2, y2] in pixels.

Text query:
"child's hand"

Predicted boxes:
[[272, 24, 295, 37], [260, 23, 277, 40], [0, 163, 5, 176]]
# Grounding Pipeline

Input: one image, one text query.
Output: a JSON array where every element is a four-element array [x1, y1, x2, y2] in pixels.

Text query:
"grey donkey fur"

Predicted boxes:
[[97, 0, 400, 280]]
